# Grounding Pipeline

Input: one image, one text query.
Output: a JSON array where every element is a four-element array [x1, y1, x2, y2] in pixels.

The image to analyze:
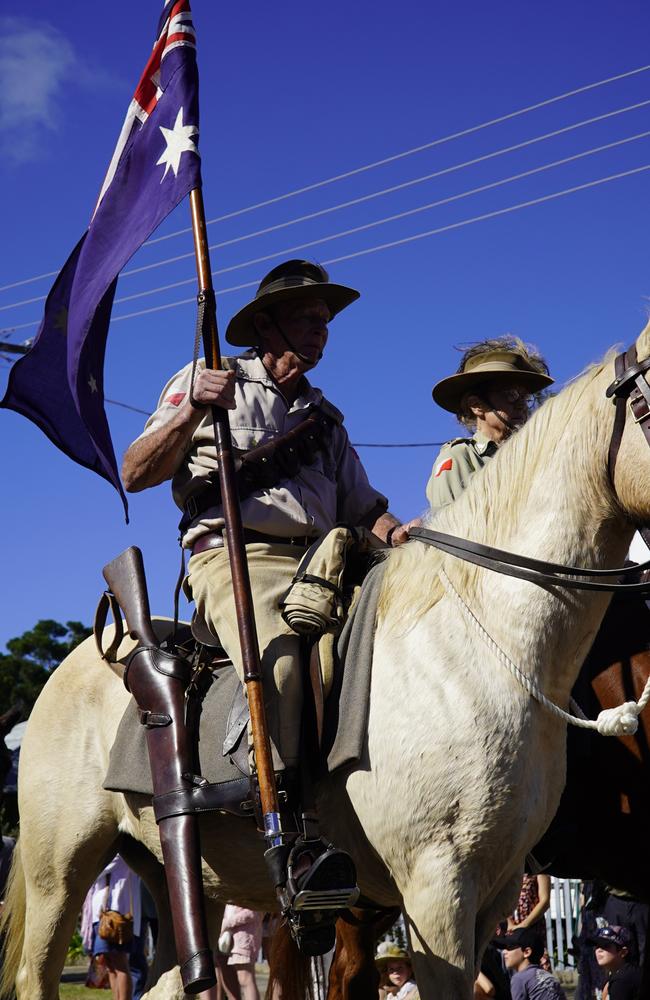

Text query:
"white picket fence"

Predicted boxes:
[[545, 877, 582, 970]]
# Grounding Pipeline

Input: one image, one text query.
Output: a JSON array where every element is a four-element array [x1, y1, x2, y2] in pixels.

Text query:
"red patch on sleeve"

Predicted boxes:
[[164, 392, 186, 407], [435, 458, 453, 477]]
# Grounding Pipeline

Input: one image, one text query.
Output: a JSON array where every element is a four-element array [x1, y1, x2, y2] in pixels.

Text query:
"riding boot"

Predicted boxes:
[[124, 644, 216, 995], [264, 694, 359, 956]]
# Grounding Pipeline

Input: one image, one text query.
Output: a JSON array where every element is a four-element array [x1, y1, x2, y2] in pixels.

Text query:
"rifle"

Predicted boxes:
[[103, 546, 215, 995]]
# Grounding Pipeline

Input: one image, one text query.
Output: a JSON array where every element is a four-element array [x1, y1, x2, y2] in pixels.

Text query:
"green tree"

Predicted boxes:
[[0, 620, 91, 715]]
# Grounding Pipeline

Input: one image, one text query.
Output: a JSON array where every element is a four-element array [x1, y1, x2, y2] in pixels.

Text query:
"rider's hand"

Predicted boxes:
[[190, 368, 236, 411], [390, 517, 422, 546]]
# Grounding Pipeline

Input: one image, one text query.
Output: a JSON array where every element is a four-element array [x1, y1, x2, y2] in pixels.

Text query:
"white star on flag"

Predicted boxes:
[[88, 374, 98, 393], [156, 107, 199, 181]]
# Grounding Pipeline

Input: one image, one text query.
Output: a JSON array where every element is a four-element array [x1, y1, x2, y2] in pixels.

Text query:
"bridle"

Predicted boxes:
[[606, 343, 650, 498], [411, 343, 650, 596], [410, 344, 650, 737]]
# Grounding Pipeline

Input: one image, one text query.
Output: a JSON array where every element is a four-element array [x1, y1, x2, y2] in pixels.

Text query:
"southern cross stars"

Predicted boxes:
[[157, 107, 199, 181]]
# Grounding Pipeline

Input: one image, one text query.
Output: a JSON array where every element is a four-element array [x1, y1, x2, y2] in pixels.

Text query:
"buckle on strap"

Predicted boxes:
[[630, 388, 650, 425], [606, 356, 650, 400], [138, 710, 171, 728]]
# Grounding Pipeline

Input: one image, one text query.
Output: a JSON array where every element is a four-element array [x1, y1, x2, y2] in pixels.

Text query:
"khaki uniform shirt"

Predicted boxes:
[[426, 430, 498, 510], [137, 353, 388, 547]]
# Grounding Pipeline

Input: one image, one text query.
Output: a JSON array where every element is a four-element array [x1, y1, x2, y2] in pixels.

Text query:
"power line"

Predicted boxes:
[[0, 321, 38, 334], [323, 162, 650, 266], [109, 130, 650, 306], [7, 100, 650, 312], [145, 64, 650, 242], [1, 63, 649, 294], [5, 117, 650, 318], [0, 340, 451, 445], [2, 160, 648, 335], [116, 98, 650, 283], [105, 398, 150, 415], [112, 162, 650, 321]]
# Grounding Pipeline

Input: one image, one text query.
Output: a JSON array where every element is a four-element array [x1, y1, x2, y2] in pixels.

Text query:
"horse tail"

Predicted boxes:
[[266, 920, 312, 1000], [0, 841, 25, 998]]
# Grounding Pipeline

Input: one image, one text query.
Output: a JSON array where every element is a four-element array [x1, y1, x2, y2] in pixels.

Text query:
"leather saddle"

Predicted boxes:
[[153, 610, 321, 824], [189, 608, 332, 751]]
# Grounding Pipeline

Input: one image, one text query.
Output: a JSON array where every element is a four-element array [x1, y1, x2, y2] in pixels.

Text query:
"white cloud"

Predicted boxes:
[[0, 18, 76, 162], [0, 17, 121, 165]]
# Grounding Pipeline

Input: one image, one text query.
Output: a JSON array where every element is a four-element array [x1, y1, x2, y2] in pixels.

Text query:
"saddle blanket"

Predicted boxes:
[[103, 561, 385, 796]]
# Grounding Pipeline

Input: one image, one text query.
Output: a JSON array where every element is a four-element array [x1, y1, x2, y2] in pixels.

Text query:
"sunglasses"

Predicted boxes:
[[486, 386, 533, 405]]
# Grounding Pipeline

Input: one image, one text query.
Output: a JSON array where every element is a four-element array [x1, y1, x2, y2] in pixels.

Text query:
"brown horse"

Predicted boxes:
[[321, 592, 650, 1000]]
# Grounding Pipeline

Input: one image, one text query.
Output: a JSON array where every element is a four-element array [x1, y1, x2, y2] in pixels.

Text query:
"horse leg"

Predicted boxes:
[[7, 711, 124, 1000], [136, 893, 224, 1000], [401, 859, 477, 1000], [12, 809, 121, 1000], [119, 835, 179, 987], [327, 917, 363, 1000], [327, 908, 400, 1000], [473, 872, 523, 963], [266, 920, 311, 1000]]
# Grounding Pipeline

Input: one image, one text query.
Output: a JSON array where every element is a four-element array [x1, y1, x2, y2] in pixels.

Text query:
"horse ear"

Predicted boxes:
[[635, 319, 650, 361]]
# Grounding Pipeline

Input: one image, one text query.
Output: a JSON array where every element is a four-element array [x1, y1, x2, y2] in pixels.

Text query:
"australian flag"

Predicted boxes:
[[1, 0, 201, 517]]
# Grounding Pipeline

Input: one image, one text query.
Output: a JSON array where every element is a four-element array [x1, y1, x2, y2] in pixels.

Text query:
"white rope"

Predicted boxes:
[[439, 568, 650, 737]]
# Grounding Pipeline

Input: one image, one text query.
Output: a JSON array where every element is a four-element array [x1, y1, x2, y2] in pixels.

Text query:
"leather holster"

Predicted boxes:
[[124, 644, 216, 995]]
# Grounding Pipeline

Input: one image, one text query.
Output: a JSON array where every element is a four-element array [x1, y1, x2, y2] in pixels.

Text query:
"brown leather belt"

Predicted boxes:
[[191, 528, 315, 557]]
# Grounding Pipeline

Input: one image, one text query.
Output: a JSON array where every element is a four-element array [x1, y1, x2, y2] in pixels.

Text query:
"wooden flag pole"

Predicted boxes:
[[188, 188, 283, 849]]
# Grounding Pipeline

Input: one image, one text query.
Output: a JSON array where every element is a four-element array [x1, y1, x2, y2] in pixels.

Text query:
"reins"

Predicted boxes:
[[409, 528, 650, 594], [410, 343, 650, 737]]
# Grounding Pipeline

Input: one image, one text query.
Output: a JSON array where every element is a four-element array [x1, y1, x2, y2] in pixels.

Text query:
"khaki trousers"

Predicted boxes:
[[187, 542, 306, 768]]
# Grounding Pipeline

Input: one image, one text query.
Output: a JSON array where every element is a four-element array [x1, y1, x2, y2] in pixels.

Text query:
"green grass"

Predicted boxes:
[[59, 986, 99, 998]]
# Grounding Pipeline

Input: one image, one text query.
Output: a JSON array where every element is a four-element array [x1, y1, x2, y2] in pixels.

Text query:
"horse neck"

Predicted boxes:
[[438, 360, 634, 704]]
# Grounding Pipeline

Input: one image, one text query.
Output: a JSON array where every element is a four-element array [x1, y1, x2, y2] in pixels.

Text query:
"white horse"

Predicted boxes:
[[3, 325, 650, 1000]]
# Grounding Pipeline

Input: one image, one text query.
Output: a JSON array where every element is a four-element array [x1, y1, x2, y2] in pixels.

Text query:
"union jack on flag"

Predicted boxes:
[[95, 1, 198, 212], [2, 0, 202, 518]]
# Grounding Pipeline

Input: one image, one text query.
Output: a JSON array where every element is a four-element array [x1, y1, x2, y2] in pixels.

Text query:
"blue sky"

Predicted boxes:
[[1, 1, 649, 646]]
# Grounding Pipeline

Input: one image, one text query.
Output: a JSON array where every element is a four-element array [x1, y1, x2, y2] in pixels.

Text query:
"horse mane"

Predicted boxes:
[[378, 349, 620, 632]]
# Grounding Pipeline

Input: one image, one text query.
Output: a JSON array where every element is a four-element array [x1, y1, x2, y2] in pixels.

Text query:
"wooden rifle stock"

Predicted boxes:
[[102, 546, 158, 648]]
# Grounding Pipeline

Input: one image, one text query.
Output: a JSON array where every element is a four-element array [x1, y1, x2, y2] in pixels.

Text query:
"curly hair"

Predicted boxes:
[[454, 335, 551, 428]]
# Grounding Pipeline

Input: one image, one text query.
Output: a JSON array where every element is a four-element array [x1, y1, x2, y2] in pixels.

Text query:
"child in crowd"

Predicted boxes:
[[588, 925, 642, 1000], [495, 927, 566, 1000], [375, 943, 419, 1000]]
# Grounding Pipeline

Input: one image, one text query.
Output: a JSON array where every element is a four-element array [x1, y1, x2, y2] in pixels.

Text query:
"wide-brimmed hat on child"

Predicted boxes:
[[375, 943, 412, 969]]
